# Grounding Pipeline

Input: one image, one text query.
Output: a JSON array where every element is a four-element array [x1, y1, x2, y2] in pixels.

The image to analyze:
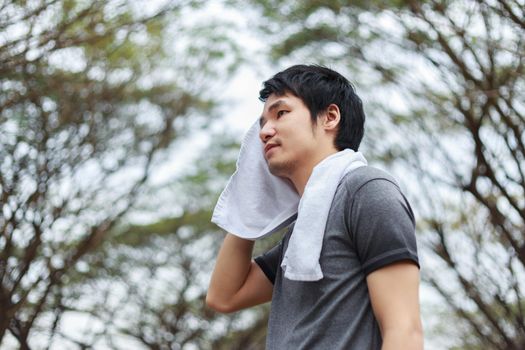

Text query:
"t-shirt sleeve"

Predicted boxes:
[[254, 241, 282, 284], [348, 178, 419, 276]]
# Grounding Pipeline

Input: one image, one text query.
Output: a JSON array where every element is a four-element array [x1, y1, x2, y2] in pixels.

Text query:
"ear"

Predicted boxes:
[[322, 104, 341, 131]]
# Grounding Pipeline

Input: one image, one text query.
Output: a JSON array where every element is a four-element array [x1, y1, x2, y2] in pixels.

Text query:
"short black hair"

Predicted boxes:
[[259, 64, 365, 151]]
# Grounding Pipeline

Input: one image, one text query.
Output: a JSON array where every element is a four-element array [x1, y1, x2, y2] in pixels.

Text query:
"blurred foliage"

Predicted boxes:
[[235, 0, 525, 348], [4, 0, 523, 348], [0, 0, 240, 348], [59, 134, 276, 349]]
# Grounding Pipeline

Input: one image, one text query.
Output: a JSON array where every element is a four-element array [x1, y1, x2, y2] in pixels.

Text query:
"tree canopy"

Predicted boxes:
[[2, 0, 524, 348], [0, 0, 239, 347]]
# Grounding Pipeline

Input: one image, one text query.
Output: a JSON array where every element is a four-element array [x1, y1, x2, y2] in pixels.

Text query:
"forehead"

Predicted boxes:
[[262, 92, 300, 112], [264, 93, 297, 106]]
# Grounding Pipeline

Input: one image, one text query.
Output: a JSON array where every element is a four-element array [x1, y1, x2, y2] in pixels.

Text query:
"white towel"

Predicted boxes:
[[211, 121, 300, 239], [281, 150, 367, 281], [211, 120, 367, 281]]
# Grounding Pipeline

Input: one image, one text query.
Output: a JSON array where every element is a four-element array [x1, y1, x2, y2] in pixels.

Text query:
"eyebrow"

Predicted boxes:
[[259, 100, 288, 127]]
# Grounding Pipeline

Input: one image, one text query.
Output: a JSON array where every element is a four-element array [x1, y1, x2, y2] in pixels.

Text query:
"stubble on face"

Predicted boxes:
[[266, 155, 298, 179]]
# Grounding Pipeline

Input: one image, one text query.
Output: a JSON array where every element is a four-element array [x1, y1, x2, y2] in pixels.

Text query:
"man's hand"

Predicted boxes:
[[366, 261, 424, 350]]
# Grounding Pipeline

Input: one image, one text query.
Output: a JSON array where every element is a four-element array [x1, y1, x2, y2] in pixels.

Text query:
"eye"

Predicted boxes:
[[277, 110, 288, 118]]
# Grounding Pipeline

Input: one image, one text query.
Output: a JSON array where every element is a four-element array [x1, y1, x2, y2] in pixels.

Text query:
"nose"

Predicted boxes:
[[259, 121, 276, 143]]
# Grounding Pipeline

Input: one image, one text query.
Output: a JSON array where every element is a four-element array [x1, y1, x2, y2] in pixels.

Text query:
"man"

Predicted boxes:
[[206, 65, 423, 349]]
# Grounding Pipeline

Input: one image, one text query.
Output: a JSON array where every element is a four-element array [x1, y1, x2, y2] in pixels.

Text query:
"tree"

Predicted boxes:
[[56, 135, 272, 349], [239, 0, 525, 348], [0, 0, 237, 347]]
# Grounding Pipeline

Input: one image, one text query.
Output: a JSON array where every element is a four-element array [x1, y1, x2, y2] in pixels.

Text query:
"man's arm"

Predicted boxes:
[[206, 233, 273, 313], [366, 261, 424, 350]]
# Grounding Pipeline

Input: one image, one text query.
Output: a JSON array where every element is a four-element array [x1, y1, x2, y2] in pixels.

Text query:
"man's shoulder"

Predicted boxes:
[[338, 165, 400, 196]]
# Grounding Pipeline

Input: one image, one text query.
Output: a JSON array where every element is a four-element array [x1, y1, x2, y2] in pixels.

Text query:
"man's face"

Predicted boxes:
[[259, 92, 320, 178]]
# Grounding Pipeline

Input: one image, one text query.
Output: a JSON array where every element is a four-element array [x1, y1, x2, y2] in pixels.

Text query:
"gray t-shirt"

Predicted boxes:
[[254, 166, 419, 350]]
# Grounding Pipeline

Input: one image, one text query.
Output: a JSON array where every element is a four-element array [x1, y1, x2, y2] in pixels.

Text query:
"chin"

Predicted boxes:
[[267, 159, 295, 178]]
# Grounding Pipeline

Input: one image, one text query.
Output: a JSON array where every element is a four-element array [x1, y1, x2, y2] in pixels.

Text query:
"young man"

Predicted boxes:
[[207, 65, 423, 349]]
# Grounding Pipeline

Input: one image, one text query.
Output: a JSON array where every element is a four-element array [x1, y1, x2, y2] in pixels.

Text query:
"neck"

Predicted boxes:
[[290, 148, 339, 196]]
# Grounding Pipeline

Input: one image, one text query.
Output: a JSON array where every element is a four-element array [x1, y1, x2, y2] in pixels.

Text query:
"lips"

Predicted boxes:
[[264, 143, 279, 156]]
